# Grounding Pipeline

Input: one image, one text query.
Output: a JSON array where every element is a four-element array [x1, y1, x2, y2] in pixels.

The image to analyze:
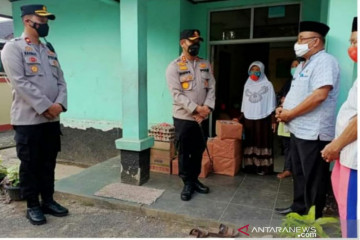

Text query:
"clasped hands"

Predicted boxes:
[[320, 141, 340, 163], [275, 106, 293, 123], [43, 103, 63, 120], [193, 105, 211, 124]]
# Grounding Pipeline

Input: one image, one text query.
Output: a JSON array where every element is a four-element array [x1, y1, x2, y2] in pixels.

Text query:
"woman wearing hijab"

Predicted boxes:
[[239, 61, 276, 175]]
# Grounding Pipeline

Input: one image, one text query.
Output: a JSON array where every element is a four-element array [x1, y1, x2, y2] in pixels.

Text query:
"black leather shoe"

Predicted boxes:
[[42, 201, 69, 217], [181, 184, 194, 201], [275, 207, 294, 215], [193, 180, 209, 194], [26, 206, 46, 225]]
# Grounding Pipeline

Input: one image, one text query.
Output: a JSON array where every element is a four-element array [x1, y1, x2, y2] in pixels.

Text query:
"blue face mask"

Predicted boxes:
[[290, 67, 296, 76]]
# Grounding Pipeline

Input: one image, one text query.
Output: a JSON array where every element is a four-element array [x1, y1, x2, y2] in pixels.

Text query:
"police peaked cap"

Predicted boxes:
[[21, 4, 55, 20], [180, 29, 204, 41], [352, 17, 357, 32], [299, 21, 329, 37]]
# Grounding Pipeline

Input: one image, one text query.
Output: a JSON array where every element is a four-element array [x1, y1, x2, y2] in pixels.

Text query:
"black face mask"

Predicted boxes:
[[188, 43, 200, 56], [30, 21, 49, 37]]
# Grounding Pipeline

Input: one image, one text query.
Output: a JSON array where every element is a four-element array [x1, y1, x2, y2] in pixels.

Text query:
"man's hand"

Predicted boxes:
[[45, 103, 63, 119], [43, 111, 55, 120], [277, 109, 293, 123], [321, 140, 341, 163], [196, 105, 211, 118], [193, 114, 204, 124]]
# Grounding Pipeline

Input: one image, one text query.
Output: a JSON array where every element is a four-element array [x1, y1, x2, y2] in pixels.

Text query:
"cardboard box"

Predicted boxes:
[[150, 148, 173, 174], [202, 137, 215, 158], [199, 156, 212, 178], [216, 120, 243, 140], [213, 156, 241, 176], [150, 165, 171, 174], [213, 137, 241, 159], [172, 158, 178, 175], [152, 141, 176, 158], [172, 157, 211, 178]]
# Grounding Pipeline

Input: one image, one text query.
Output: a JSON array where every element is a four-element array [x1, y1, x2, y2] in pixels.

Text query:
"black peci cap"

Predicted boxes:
[[299, 21, 329, 37], [180, 29, 203, 41], [21, 4, 55, 20], [352, 17, 357, 32]]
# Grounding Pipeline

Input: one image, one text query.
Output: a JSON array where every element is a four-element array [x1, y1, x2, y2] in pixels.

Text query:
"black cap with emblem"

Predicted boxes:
[[180, 29, 204, 41], [21, 4, 55, 20]]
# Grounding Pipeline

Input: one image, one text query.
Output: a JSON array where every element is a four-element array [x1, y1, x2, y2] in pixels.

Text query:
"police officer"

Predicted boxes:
[[166, 29, 215, 201], [1, 5, 68, 225]]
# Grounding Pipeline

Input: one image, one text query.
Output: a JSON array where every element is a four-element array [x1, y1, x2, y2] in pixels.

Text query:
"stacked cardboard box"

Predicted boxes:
[[150, 141, 176, 174], [172, 157, 211, 178], [207, 120, 243, 176], [216, 120, 243, 140], [149, 123, 176, 174]]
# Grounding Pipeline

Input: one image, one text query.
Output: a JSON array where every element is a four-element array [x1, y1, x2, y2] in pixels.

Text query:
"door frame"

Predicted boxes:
[[207, 2, 301, 136]]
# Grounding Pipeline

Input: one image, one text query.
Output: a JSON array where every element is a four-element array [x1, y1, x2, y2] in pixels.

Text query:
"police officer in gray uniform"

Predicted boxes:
[[166, 29, 215, 201], [1, 5, 68, 225]]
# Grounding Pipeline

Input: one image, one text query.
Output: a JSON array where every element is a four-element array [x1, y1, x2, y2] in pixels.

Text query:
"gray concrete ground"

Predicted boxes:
[[0, 193, 194, 238], [0, 147, 197, 238], [0, 131, 339, 238], [0, 147, 85, 181], [0, 130, 15, 150]]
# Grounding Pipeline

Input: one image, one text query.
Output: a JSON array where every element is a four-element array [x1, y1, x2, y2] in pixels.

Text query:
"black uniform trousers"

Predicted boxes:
[[173, 118, 208, 184], [14, 122, 61, 206], [290, 134, 330, 218]]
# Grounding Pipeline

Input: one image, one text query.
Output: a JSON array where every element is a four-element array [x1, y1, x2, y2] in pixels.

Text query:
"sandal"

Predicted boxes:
[[189, 224, 238, 238], [218, 224, 239, 237]]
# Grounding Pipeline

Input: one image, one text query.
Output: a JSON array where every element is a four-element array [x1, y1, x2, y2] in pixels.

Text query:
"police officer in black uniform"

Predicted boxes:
[[166, 30, 216, 201], [1, 5, 68, 225]]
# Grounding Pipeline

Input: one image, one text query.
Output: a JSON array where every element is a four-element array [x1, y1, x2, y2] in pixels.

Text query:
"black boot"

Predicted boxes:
[[26, 206, 46, 225], [193, 179, 209, 194], [181, 184, 194, 201], [41, 200, 69, 217]]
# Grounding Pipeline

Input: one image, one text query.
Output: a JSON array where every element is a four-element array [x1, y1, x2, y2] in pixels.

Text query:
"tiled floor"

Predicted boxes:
[[55, 156, 293, 229]]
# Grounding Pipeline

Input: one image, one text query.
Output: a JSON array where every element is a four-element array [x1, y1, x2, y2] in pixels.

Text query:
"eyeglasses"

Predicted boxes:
[[297, 36, 319, 43]]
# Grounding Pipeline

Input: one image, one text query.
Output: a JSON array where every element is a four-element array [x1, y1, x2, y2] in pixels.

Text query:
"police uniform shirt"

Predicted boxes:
[[166, 54, 215, 121], [1, 33, 67, 125]]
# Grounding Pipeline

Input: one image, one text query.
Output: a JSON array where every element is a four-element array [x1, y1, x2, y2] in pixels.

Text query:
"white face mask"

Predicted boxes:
[[294, 38, 316, 57], [294, 43, 310, 57]]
